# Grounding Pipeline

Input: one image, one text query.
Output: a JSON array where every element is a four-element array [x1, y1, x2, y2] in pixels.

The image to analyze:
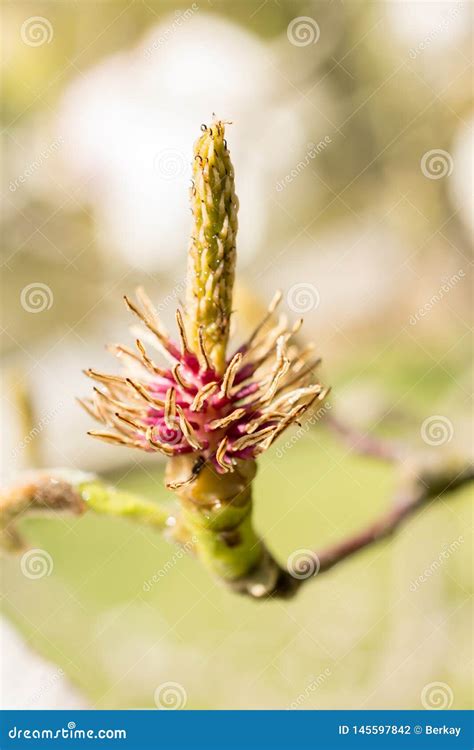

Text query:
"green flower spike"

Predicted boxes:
[[186, 120, 237, 375]]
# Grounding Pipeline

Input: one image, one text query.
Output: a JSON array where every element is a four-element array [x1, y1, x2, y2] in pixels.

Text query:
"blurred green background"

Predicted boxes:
[[1, 0, 472, 709]]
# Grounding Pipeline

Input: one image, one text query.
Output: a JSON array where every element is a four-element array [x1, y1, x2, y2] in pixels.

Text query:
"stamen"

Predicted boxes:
[[260, 336, 290, 403], [125, 378, 165, 407], [241, 315, 288, 370], [265, 388, 330, 449], [191, 382, 218, 411], [246, 411, 287, 433], [177, 406, 203, 450], [124, 295, 177, 358], [84, 369, 127, 386], [130, 326, 177, 366], [114, 412, 144, 431], [136, 286, 169, 337], [197, 326, 212, 370], [231, 425, 276, 451], [216, 437, 232, 472], [317, 386, 331, 403], [291, 317, 304, 335], [220, 352, 242, 397], [270, 384, 323, 411], [175, 309, 191, 356], [87, 431, 139, 448], [93, 396, 110, 425], [135, 339, 168, 377], [274, 357, 322, 396], [172, 363, 189, 389], [164, 387, 177, 429], [208, 408, 246, 430], [76, 397, 103, 422], [166, 474, 197, 490], [261, 405, 306, 450], [93, 387, 144, 414], [107, 343, 144, 367]]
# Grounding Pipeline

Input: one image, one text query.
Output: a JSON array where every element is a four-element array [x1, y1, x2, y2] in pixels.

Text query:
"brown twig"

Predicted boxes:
[[316, 463, 473, 573], [271, 461, 474, 598], [0, 474, 86, 551]]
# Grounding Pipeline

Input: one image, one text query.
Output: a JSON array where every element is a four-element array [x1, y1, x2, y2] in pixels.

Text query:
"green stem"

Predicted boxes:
[[0, 470, 172, 551], [166, 456, 288, 597], [78, 480, 171, 531]]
